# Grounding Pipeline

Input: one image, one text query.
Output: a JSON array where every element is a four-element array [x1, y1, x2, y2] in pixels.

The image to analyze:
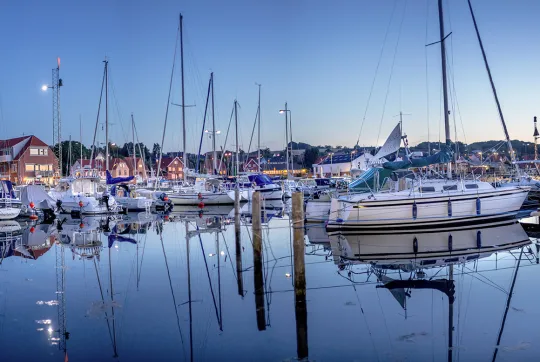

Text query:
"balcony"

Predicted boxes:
[[0, 155, 12, 163]]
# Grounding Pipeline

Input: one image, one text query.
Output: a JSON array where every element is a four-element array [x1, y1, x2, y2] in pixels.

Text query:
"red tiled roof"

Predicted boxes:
[[0, 135, 54, 161]]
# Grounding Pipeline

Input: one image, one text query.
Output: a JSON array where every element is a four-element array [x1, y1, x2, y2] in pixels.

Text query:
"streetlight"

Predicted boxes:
[[204, 129, 221, 138], [279, 105, 293, 178]]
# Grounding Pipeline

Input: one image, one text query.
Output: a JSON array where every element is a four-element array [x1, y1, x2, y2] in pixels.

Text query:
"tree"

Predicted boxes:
[[152, 143, 161, 159], [303, 147, 319, 168], [54, 141, 91, 176]]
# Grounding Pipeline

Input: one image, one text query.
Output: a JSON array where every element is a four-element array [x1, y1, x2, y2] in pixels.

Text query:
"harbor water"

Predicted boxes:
[[0, 201, 539, 361]]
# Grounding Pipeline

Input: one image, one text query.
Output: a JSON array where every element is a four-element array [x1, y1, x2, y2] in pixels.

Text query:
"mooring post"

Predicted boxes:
[[234, 187, 243, 296], [251, 191, 266, 330], [292, 191, 308, 359]]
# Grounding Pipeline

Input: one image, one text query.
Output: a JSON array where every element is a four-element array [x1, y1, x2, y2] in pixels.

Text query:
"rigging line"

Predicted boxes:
[[108, 67, 129, 144], [156, 25, 180, 185], [108, 248, 119, 358], [352, 284, 380, 362], [219, 104, 235, 171], [196, 229, 222, 329], [137, 233, 148, 290], [90, 65, 106, 161], [375, 0, 408, 146], [246, 107, 260, 159], [356, 0, 399, 145], [425, 0, 431, 154], [220, 231, 238, 281], [93, 258, 115, 350], [375, 287, 395, 354], [492, 248, 524, 362], [159, 232, 187, 358]]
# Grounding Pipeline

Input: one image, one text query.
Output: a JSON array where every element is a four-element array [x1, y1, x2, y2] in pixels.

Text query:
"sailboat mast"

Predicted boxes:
[[132, 113, 136, 178], [180, 14, 187, 182], [234, 100, 239, 177], [211, 73, 217, 174], [448, 264, 454, 362], [438, 0, 451, 177], [79, 115, 82, 169], [105, 59, 109, 172], [257, 83, 261, 173], [284, 102, 289, 178]]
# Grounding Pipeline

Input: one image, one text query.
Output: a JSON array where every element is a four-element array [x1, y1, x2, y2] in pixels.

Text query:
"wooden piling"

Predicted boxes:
[[292, 192, 308, 359], [234, 188, 243, 296], [252, 191, 266, 330]]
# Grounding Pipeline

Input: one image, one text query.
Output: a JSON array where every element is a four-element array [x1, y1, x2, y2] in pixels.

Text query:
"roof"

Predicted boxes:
[[156, 156, 183, 171], [317, 152, 352, 165]]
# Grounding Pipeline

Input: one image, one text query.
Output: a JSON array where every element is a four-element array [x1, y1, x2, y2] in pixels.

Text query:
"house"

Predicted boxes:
[[156, 156, 184, 180], [263, 155, 306, 177], [313, 151, 377, 177], [204, 151, 232, 175], [243, 157, 260, 173], [0, 135, 58, 185], [125, 157, 147, 179]]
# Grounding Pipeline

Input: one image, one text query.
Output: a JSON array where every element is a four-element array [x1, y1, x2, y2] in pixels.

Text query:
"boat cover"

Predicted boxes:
[[106, 170, 134, 185], [20, 185, 56, 209], [382, 143, 453, 171], [248, 174, 274, 186]]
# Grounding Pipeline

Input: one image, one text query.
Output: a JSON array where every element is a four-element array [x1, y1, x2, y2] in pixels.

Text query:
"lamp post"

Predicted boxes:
[[279, 105, 292, 178]]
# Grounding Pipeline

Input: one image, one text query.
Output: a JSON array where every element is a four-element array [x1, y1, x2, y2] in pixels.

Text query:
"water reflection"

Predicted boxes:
[[0, 206, 539, 361]]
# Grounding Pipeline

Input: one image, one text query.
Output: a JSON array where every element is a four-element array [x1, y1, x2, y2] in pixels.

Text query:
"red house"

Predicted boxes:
[[156, 156, 184, 180], [0, 135, 59, 185]]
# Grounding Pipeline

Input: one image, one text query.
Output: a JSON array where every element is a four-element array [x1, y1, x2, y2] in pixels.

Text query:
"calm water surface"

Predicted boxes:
[[0, 204, 539, 361]]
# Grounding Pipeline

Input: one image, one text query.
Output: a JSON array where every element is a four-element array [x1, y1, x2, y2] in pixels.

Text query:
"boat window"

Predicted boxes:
[[443, 185, 458, 191], [444, 257, 459, 263], [420, 260, 437, 265], [419, 187, 436, 192], [466, 255, 480, 260], [465, 184, 479, 189]]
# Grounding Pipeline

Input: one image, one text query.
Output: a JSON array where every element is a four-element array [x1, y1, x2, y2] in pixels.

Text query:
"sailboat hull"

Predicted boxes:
[[327, 187, 529, 232], [169, 192, 234, 205]]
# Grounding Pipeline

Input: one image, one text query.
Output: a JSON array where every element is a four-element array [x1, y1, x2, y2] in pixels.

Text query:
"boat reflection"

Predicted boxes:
[[329, 219, 531, 267], [328, 220, 535, 362], [0, 221, 55, 261]]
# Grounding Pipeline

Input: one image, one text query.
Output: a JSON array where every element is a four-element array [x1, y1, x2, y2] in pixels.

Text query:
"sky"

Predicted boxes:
[[1, 0, 540, 154]]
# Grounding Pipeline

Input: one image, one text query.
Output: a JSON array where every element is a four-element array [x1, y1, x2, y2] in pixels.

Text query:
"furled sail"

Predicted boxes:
[[373, 123, 402, 159], [382, 143, 453, 171], [106, 170, 135, 185]]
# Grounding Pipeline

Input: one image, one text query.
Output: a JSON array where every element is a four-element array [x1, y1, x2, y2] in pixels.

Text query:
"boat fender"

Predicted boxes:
[[447, 200, 452, 217], [448, 234, 453, 252], [412, 202, 418, 220], [476, 230, 482, 248], [476, 198, 481, 215], [413, 237, 418, 254]]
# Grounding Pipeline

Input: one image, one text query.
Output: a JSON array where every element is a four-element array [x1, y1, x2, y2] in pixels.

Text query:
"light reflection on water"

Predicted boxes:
[[0, 206, 539, 361]]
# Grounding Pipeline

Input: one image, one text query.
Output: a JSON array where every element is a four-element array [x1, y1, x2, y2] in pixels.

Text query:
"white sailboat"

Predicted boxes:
[[327, 0, 529, 231], [0, 180, 22, 220]]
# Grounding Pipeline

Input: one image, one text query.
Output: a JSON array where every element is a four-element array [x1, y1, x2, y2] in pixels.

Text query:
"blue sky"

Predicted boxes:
[[1, 0, 539, 153]]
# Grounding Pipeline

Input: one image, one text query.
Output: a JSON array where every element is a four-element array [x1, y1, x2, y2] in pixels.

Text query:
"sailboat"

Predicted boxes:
[[164, 16, 235, 206], [327, 0, 529, 231], [49, 60, 122, 215], [0, 180, 22, 220]]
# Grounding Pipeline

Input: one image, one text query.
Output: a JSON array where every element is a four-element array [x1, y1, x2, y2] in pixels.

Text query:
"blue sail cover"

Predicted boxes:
[[0, 180, 16, 198], [108, 234, 137, 248], [248, 174, 274, 186], [382, 144, 453, 171], [106, 170, 134, 185]]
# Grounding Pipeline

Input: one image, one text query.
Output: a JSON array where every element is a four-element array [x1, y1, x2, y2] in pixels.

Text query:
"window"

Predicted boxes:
[[419, 187, 436, 192], [443, 185, 458, 191], [30, 148, 38, 155], [25, 164, 35, 171], [465, 184, 479, 189], [40, 148, 47, 155], [11, 164, 16, 172], [174, 161, 178, 165]]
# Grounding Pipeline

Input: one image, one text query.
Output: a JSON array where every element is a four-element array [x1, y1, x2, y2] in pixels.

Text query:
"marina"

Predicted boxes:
[[3, 0, 540, 360]]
